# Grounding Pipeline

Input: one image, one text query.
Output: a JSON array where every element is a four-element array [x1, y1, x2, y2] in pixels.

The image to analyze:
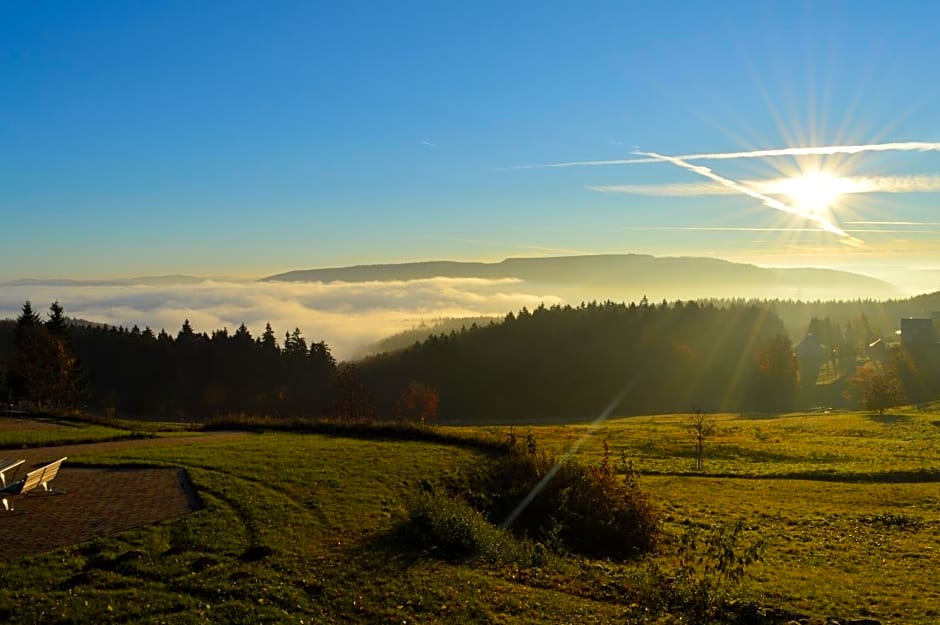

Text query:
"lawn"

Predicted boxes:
[[0, 415, 144, 448], [465, 409, 940, 478], [464, 409, 940, 622], [0, 434, 637, 624], [0, 409, 937, 624]]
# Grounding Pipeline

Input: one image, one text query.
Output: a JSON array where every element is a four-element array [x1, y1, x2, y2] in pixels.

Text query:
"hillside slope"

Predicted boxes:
[[263, 254, 899, 301]]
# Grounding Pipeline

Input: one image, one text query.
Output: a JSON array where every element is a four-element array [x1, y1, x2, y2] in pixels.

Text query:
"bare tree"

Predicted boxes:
[[689, 409, 715, 471]]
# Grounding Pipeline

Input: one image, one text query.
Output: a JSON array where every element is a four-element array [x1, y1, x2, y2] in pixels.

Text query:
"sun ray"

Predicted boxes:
[[632, 150, 858, 241]]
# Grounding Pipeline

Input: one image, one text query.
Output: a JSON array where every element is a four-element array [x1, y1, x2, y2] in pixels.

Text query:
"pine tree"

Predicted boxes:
[[11, 301, 82, 410], [47, 301, 67, 336], [284, 328, 308, 358], [177, 319, 196, 342], [234, 323, 252, 342], [309, 341, 336, 369], [260, 323, 278, 352], [18, 301, 41, 327]]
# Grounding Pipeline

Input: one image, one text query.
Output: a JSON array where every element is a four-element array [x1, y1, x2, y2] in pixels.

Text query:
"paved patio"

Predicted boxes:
[[0, 432, 248, 560]]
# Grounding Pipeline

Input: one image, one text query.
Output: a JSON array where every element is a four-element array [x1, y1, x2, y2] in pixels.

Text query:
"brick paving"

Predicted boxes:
[[0, 431, 250, 560]]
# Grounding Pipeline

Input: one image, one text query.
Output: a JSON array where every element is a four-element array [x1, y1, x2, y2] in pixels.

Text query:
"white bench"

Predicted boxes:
[[1, 457, 68, 512], [0, 459, 24, 488]]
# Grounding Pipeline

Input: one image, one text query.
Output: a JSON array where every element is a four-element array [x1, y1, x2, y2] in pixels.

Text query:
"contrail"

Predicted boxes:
[[847, 220, 940, 226], [622, 226, 831, 232], [632, 150, 864, 246], [588, 182, 732, 196], [512, 141, 940, 169], [589, 174, 940, 197], [650, 141, 940, 162], [500, 382, 633, 530], [620, 226, 940, 234]]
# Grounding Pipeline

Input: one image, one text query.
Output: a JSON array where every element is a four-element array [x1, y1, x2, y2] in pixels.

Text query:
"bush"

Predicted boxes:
[[641, 520, 765, 622], [401, 493, 542, 565], [463, 435, 660, 560], [858, 512, 923, 530]]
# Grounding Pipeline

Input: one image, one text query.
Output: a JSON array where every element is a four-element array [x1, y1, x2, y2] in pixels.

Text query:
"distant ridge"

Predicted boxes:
[[261, 254, 899, 301]]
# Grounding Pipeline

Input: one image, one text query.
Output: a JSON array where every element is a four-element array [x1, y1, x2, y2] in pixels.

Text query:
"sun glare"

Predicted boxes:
[[765, 171, 857, 216]]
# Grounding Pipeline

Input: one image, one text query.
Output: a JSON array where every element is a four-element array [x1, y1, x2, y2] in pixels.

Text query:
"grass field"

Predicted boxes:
[[471, 408, 940, 478], [465, 409, 940, 622], [0, 409, 937, 623], [0, 415, 143, 448]]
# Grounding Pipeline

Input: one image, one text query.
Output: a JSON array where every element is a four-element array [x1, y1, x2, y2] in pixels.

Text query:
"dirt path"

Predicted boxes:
[[0, 431, 254, 561]]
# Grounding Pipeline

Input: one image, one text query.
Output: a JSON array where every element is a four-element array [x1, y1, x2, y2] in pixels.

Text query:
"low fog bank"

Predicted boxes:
[[0, 278, 563, 360], [838, 266, 940, 297], [3, 269, 932, 360]]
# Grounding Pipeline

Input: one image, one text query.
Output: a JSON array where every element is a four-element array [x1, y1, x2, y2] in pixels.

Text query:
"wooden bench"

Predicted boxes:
[[1, 457, 67, 512], [0, 459, 24, 488]]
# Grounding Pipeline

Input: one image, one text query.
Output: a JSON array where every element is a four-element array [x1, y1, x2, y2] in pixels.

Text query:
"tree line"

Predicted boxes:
[[0, 302, 339, 419], [707, 291, 940, 348], [356, 300, 800, 420], [4, 298, 936, 422]]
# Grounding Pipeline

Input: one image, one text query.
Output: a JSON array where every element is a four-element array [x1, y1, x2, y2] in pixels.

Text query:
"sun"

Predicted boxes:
[[756, 168, 862, 220], [777, 172, 851, 215]]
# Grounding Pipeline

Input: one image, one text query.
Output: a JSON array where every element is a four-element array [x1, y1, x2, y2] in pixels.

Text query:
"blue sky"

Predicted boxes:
[[3, 1, 940, 283]]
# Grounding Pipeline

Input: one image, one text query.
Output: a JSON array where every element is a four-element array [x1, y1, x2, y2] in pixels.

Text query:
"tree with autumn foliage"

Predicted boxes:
[[8, 301, 84, 410], [845, 364, 905, 415], [394, 380, 440, 424]]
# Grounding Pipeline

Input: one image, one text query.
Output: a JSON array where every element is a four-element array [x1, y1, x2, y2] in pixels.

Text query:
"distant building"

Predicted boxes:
[[900, 318, 934, 346], [897, 316, 940, 404]]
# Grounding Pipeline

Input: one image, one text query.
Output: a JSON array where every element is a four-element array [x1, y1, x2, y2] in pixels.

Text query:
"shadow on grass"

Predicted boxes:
[[733, 412, 789, 421], [203, 415, 509, 455], [637, 441, 819, 465], [864, 412, 914, 425], [641, 467, 940, 483], [349, 524, 427, 574]]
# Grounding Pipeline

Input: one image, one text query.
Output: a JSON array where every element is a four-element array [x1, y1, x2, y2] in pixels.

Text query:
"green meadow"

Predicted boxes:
[[0, 416, 142, 449], [0, 409, 938, 624], [470, 407, 940, 479]]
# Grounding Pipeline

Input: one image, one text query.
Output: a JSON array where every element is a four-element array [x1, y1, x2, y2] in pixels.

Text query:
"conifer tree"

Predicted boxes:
[[177, 319, 196, 342], [47, 301, 67, 336], [260, 323, 278, 352], [10, 301, 82, 410], [234, 323, 252, 342], [18, 301, 41, 327]]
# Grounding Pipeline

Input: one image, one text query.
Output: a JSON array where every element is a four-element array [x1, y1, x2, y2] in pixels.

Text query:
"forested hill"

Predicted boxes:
[[9, 295, 937, 423], [762, 290, 940, 341], [355, 292, 940, 358], [2, 300, 797, 422], [262, 254, 898, 301], [359, 316, 500, 357], [355, 301, 796, 421], [0, 316, 338, 419]]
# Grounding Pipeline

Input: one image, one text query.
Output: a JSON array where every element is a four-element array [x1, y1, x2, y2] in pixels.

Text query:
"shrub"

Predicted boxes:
[[858, 512, 923, 530], [401, 493, 541, 565], [642, 519, 765, 622], [465, 435, 660, 560]]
